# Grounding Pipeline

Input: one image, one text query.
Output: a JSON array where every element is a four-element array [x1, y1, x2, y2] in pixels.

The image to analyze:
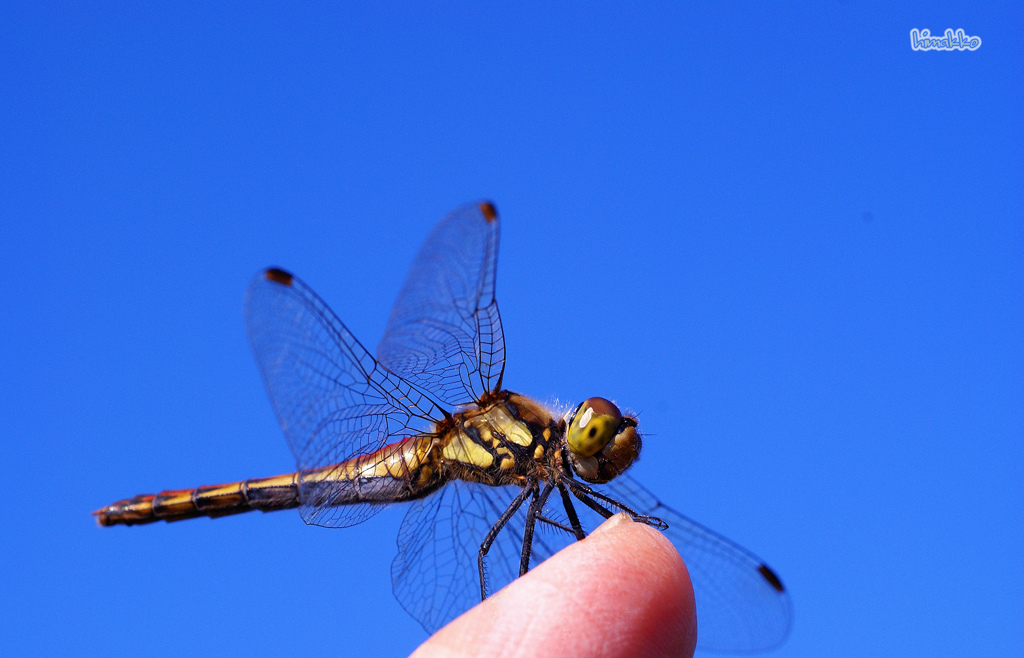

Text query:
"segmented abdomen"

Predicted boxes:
[[95, 436, 439, 526]]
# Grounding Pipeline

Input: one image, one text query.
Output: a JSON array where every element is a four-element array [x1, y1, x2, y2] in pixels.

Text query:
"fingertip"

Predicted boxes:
[[581, 514, 698, 656], [414, 514, 696, 658], [587, 510, 633, 536]]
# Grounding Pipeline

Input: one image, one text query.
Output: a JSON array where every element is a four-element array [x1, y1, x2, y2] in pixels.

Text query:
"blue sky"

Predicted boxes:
[[1, 3, 1021, 656]]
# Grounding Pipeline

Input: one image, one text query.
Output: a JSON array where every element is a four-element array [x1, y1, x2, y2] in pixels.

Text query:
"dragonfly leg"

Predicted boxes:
[[557, 481, 587, 541], [478, 484, 532, 601], [535, 516, 577, 535], [519, 481, 555, 577], [569, 486, 615, 519], [564, 477, 668, 530]]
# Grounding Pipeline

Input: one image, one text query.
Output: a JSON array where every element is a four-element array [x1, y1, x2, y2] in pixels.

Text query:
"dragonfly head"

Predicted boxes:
[[563, 397, 640, 484]]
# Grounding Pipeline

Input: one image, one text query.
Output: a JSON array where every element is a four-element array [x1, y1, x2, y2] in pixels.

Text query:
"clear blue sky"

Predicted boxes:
[[2, 3, 1021, 656]]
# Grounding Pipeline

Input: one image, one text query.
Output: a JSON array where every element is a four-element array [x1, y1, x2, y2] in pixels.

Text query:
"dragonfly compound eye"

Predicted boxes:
[[567, 397, 621, 457], [566, 398, 641, 483]]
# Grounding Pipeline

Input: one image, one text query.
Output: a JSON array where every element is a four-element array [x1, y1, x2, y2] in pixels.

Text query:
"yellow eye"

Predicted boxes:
[[566, 397, 623, 457]]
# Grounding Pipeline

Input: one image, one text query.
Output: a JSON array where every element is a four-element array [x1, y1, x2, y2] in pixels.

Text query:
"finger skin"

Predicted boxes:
[[411, 514, 697, 658]]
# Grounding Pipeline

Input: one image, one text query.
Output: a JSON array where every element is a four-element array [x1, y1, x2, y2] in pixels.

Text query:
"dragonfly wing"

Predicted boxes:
[[245, 268, 445, 528], [391, 480, 574, 633], [599, 474, 793, 652], [377, 202, 504, 406]]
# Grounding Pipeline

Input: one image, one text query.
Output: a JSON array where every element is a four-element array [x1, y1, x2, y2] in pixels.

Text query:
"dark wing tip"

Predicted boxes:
[[478, 201, 498, 222], [264, 268, 294, 286], [758, 564, 786, 592]]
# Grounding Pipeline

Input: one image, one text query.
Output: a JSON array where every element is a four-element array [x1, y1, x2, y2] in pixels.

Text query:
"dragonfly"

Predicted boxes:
[[95, 201, 791, 652]]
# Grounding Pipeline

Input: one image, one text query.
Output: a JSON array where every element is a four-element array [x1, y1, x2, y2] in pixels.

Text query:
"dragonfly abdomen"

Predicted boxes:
[[95, 437, 442, 527], [93, 472, 301, 526], [298, 436, 441, 506]]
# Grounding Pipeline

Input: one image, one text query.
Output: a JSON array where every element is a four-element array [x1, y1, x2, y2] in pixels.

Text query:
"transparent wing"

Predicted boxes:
[[390, 472, 789, 650], [245, 268, 446, 528], [377, 201, 505, 406], [391, 480, 573, 633], [598, 475, 793, 652]]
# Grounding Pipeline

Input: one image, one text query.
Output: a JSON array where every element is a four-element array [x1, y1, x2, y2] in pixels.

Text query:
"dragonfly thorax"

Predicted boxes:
[[439, 391, 564, 486]]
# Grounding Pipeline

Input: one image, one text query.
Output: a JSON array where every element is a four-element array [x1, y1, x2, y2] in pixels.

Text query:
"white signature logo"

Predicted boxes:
[[910, 29, 981, 51]]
